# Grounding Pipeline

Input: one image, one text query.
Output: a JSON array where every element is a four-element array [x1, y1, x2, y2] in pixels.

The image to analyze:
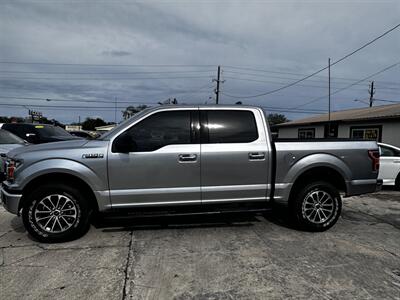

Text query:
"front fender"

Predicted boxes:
[[14, 159, 107, 192]]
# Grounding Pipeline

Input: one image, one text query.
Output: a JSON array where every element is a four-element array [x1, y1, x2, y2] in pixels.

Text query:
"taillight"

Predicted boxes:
[[368, 150, 380, 172], [6, 161, 15, 181]]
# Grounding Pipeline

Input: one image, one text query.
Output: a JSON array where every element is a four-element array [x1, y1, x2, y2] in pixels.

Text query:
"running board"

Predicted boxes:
[[101, 206, 272, 220]]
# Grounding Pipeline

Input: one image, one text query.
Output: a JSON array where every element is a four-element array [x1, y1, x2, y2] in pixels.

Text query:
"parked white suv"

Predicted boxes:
[[378, 143, 400, 189]]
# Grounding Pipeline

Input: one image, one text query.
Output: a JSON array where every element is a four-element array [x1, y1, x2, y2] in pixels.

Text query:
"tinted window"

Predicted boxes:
[[123, 111, 192, 152], [380, 145, 400, 157], [2, 124, 21, 137], [0, 129, 25, 144], [205, 110, 258, 143], [34, 125, 72, 138]]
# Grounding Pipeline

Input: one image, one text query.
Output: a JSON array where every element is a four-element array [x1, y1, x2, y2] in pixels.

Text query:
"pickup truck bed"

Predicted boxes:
[[272, 140, 380, 204]]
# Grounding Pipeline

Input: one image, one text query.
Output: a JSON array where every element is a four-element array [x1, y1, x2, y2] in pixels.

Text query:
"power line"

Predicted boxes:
[[2, 66, 397, 87], [0, 104, 152, 111], [0, 103, 146, 109], [0, 97, 326, 114], [223, 69, 400, 88], [0, 75, 214, 81], [221, 22, 400, 99], [224, 76, 329, 89], [292, 62, 400, 109], [369, 98, 400, 103], [223, 65, 400, 85], [259, 105, 326, 113], [0, 62, 215, 67], [0, 70, 215, 75], [0, 95, 159, 104], [0, 81, 214, 106]]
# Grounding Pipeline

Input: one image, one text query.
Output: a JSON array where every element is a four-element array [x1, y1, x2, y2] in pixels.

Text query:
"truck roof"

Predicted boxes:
[[150, 104, 262, 109]]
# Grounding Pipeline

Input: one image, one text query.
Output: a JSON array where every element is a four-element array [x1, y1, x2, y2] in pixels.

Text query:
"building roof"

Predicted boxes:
[[95, 124, 116, 131], [277, 103, 400, 127]]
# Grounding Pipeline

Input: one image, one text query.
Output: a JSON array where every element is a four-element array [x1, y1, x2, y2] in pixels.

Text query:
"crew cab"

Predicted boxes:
[[1, 105, 382, 242]]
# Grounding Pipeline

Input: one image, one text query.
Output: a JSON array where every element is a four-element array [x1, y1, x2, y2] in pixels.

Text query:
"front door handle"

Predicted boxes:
[[394, 160, 400, 163], [248, 152, 265, 160], [178, 154, 197, 162]]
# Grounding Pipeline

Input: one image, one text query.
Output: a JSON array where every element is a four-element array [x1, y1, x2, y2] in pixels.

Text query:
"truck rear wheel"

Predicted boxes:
[[22, 183, 91, 243], [290, 181, 341, 231]]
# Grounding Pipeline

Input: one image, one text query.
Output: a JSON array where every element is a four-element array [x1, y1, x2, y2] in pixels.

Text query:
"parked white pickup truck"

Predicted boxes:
[[1, 105, 382, 242]]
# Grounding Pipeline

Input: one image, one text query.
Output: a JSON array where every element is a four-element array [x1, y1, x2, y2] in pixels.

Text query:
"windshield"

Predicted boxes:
[[34, 125, 74, 138], [99, 108, 153, 140], [0, 129, 25, 144]]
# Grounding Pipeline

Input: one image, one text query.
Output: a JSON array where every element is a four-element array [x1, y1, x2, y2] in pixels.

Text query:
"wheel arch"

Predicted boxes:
[[289, 166, 346, 204], [19, 172, 99, 213]]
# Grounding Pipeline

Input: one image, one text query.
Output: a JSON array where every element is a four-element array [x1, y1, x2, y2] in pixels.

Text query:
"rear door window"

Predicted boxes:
[[380, 145, 400, 157], [202, 110, 258, 143]]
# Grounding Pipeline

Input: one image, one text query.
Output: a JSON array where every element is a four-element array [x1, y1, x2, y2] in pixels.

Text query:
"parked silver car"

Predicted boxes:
[[1, 105, 382, 242]]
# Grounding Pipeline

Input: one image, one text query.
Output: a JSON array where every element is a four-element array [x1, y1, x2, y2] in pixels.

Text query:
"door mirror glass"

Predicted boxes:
[[112, 132, 137, 153]]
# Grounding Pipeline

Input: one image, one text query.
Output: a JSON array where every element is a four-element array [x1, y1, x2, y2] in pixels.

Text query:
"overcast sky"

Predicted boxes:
[[0, 0, 399, 124]]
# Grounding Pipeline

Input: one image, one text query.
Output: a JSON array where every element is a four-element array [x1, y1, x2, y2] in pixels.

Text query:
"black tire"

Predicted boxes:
[[22, 183, 91, 243], [395, 174, 400, 191], [290, 181, 341, 231]]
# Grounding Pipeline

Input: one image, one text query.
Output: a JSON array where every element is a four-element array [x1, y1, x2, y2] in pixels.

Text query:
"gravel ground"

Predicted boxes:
[[1, 189, 399, 300]]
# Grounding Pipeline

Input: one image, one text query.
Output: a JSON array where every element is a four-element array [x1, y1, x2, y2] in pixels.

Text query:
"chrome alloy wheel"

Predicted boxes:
[[34, 194, 78, 233], [301, 190, 335, 224]]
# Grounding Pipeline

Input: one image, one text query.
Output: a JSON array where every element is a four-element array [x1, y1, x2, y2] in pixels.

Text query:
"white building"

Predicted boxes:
[[277, 103, 400, 147]]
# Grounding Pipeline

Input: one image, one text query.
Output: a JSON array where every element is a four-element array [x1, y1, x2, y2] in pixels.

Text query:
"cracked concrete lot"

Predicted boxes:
[[1, 190, 399, 300]]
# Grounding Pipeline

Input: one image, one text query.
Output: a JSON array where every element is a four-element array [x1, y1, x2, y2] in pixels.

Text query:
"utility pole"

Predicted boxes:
[[114, 97, 117, 124], [327, 58, 331, 137], [214, 65, 221, 104], [369, 81, 375, 107], [328, 58, 331, 122]]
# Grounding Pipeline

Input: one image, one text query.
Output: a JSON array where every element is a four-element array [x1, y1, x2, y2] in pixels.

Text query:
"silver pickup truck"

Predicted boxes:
[[1, 105, 382, 242]]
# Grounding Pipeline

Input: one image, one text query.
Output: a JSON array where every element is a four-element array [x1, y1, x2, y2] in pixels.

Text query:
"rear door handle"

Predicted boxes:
[[178, 154, 197, 162], [248, 152, 265, 160], [394, 160, 400, 163]]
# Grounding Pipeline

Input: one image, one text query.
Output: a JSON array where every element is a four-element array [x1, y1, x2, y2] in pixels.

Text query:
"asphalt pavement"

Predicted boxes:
[[1, 190, 399, 300]]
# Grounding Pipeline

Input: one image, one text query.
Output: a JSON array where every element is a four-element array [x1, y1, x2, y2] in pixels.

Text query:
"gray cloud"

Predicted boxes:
[[0, 0, 399, 123], [101, 50, 132, 57]]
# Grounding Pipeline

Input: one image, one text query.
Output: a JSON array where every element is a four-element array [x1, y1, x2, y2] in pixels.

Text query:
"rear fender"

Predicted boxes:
[[274, 154, 350, 205]]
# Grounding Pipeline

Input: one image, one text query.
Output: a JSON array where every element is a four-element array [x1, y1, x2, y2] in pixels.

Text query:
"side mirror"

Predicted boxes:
[[112, 132, 136, 153], [25, 133, 38, 143]]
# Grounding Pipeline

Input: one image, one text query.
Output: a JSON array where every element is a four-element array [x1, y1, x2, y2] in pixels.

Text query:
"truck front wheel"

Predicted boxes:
[[22, 183, 91, 243], [290, 181, 341, 231]]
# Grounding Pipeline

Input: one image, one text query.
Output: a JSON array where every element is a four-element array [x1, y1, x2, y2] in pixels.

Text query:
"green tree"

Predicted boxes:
[[122, 105, 148, 120], [81, 118, 107, 131], [267, 113, 289, 125], [40, 116, 65, 128], [0, 116, 25, 123]]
